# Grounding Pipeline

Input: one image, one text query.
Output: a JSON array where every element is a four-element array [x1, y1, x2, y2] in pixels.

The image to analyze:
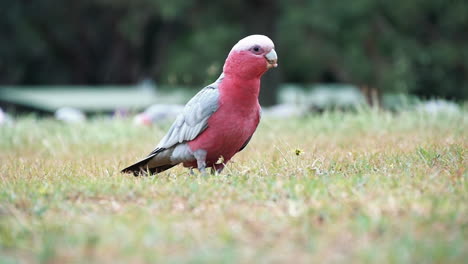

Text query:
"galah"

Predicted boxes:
[[121, 35, 278, 175]]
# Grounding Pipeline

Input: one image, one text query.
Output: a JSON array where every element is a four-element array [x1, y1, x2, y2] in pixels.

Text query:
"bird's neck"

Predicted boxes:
[[219, 73, 261, 104]]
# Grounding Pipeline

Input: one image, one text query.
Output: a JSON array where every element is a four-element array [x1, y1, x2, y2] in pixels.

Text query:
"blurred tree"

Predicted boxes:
[[0, 0, 467, 101], [278, 0, 468, 100]]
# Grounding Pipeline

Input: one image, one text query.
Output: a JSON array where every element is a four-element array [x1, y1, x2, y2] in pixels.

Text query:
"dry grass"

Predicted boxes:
[[0, 109, 467, 263]]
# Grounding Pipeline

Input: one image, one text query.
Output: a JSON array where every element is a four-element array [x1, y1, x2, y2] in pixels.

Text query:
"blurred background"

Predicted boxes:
[[0, 0, 467, 119]]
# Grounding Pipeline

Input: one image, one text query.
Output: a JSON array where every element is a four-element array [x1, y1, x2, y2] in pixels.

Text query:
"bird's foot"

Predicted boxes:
[[199, 166, 209, 177], [194, 149, 208, 176]]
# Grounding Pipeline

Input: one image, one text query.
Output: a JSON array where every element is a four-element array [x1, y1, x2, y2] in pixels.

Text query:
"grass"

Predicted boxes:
[[0, 108, 467, 263]]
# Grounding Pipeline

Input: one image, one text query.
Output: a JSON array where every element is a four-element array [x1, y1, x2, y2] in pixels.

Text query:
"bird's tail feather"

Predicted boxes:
[[121, 149, 175, 176]]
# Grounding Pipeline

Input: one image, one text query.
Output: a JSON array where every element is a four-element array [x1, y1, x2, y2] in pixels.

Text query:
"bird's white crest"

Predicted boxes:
[[231, 35, 275, 52]]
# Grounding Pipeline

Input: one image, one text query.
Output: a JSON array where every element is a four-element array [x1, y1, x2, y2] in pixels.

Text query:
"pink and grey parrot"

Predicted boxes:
[[121, 35, 278, 175]]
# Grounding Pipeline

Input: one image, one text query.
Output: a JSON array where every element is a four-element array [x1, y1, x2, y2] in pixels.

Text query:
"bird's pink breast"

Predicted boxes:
[[186, 78, 260, 168]]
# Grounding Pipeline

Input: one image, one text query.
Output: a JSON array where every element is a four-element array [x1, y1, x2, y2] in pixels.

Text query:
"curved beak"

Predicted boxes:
[[265, 49, 278, 69]]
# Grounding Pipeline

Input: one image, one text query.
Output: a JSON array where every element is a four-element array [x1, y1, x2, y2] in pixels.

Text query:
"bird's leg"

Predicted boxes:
[[193, 149, 207, 175]]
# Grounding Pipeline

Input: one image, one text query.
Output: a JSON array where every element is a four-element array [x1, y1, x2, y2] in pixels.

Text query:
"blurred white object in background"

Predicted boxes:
[[307, 86, 366, 110], [0, 107, 13, 126], [416, 99, 460, 115], [133, 104, 184, 126], [55, 107, 86, 123], [262, 104, 306, 118], [279, 84, 366, 111]]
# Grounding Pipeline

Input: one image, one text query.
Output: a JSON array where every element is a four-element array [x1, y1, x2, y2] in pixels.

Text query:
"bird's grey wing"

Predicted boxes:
[[151, 82, 221, 152]]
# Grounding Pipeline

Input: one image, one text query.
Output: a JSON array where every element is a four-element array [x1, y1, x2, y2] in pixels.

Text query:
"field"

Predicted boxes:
[[0, 109, 467, 263]]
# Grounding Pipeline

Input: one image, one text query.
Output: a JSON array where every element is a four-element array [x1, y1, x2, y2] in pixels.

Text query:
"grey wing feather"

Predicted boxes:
[[155, 81, 221, 150]]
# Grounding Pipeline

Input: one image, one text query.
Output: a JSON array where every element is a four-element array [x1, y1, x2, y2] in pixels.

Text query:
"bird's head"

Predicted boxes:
[[223, 35, 278, 79]]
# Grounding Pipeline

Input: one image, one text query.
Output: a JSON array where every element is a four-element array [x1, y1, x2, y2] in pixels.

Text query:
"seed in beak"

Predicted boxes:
[[267, 60, 278, 68]]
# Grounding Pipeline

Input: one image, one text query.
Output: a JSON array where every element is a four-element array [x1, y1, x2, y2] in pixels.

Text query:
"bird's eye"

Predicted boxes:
[[251, 45, 262, 53]]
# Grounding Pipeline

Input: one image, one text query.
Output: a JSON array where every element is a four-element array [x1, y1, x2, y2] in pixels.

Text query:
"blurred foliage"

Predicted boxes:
[[0, 0, 467, 100]]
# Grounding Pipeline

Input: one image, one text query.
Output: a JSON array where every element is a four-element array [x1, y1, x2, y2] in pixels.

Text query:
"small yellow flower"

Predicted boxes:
[[295, 149, 303, 156]]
